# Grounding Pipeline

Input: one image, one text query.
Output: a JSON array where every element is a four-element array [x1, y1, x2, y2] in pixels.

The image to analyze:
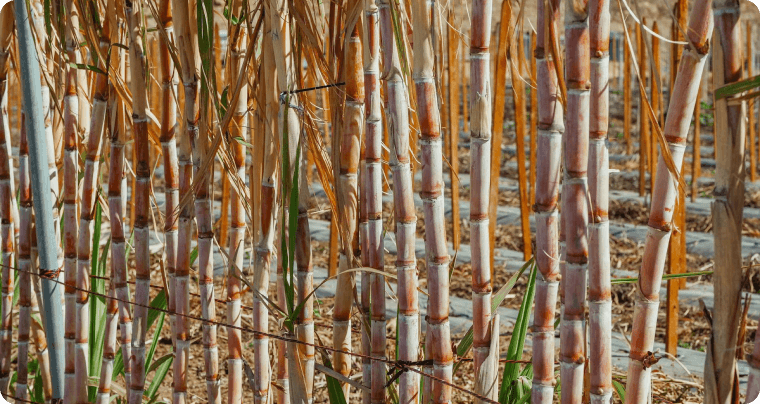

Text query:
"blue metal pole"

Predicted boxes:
[[13, 0, 65, 400]]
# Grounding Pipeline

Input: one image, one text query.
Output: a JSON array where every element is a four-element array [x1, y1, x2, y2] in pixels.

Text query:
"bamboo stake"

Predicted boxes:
[[226, 2, 247, 403], [625, 27, 632, 155], [665, 0, 690, 356], [530, 31, 537, 207], [531, 0, 563, 401], [376, 0, 420, 401], [623, 1, 713, 400], [670, 0, 689, 92], [75, 5, 109, 403], [748, 22, 755, 182], [489, 1, 510, 272], [363, 1, 382, 402], [329, 219, 339, 277], [448, 8, 461, 251], [706, 2, 745, 403], [588, 0, 612, 401], [414, 0, 454, 402], [510, 17, 532, 260], [637, 22, 649, 197], [0, 8, 13, 396], [463, 55, 469, 135], [561, 0, 590, 401], [172, 0, 200, 400], [651, 22, 661, 188], [62, 0, 85, 400]]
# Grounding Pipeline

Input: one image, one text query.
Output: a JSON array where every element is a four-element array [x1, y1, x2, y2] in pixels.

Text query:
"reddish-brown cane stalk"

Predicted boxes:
[[29, 216, 53, 404], [448, 9, 461, 251], [62, 0, 84, 399], [623, 1, 713, 401], [126, 1, 155, 402], [333, 22, 365, 398], [561, 0, 590, 402], [413, 0, 455, 402], [172, 0, 200, 400], [747, 321, 760, 402], [532, 0, 564, 402], [362, 1, 382, 401], [17, 117, 32, 403], [530, 32, 538, 207], [226, 2, 247, 402], [706, 2, 745, 403], [106, 4, 132, 392], [377, 0, 420, 401], [588, 0, 612, 401], [470, 0, 498, 400], [157, 0, 179, 363], [75, 8, 110, 404]]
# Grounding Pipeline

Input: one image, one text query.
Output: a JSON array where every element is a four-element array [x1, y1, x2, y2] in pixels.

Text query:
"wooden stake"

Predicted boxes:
[[511, 25, 532, 260], [637, 22, 649, 197], [530, 32, 537, 207], [624, 27, 632, 155], [489, 1, 510, 272], [651, 22, 661, 191], [448, 8, 461, 251]]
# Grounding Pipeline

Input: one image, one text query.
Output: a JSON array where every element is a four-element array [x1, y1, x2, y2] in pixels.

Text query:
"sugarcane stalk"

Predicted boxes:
[[74, 7, 109, 403], [470, 0, 498, 400], [30, 224, 53, 404], [413, 0, 454, 402], [172, 0, 200, 400], [0, 7, 14, 396], [531, 0, 564, 401], [252, 21, 278, 404], [106, 3, 132, 393], [747, 320, 760, 402], [706, 2, 744, 403], [624, 1, 713, 401], [332, 21, 364, 397], [588, 0, 611, 401], [227, 2, 247, 402], [62, 0, 83, 399], [125, 0, 153, 402], [361, 2, 382, 402], [376, 0, 419, 401], [157, 0, 179, 361], [17, 113, 33, 402], [561, 0, 590, 402], [14, 0, 68, 398]]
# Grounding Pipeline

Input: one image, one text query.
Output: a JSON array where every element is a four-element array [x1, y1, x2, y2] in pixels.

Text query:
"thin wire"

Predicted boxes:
[[10, 261, 500, 404]]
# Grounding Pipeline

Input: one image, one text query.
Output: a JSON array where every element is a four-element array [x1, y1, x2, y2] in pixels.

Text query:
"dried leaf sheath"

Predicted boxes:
[[531, 0, 564, 402], [377, 0, 419, 402], [414, 0, 454, 402], [624, 1, 713, 401], [588, 0, 612, 401]]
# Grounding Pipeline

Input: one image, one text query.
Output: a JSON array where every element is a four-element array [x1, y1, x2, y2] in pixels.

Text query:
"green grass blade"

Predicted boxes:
[[113, 290, 167, 380], [715, 74, 760, 100], [145, 310, 166, 371], [611, 270, 712, 284], [454, 258, 533, 374], [613, 379, 626, 402], [499, 261, 537, 404], [90, 205, 107, 379], [144, 354, 173, 400]]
